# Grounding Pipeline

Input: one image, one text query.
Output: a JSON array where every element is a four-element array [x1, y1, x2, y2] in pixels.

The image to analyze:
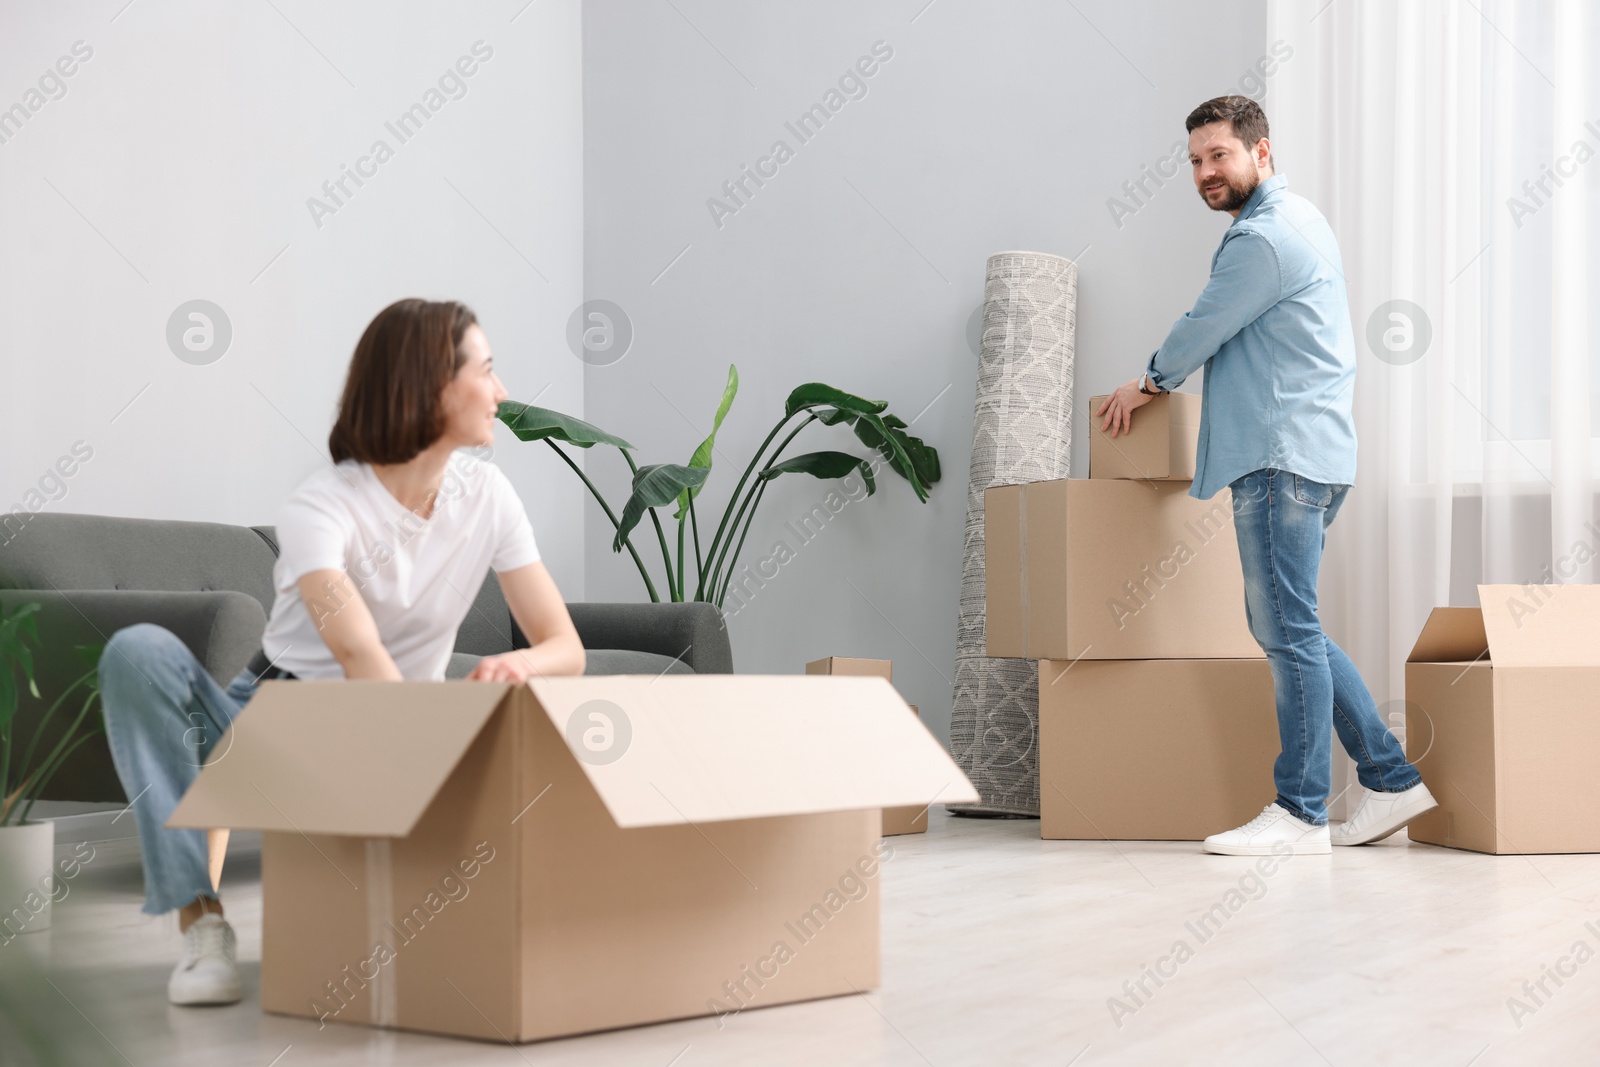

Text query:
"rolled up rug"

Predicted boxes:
[[948, 251, 1077, 816]]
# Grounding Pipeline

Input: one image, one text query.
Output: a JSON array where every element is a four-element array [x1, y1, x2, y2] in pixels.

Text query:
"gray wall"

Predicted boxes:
[[583, 1, 1273, 742], [0, 0, 588, 600]]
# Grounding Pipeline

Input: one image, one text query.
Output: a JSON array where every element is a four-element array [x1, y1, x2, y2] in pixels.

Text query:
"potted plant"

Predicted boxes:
[[0, 600, 103, 936], [498, 368, 940, 606]]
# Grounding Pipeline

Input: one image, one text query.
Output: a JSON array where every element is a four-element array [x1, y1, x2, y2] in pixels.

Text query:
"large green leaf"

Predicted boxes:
[[0, 602, 41, 667], [614, 464, 710, 553], [853, 413, 941, 489], [497, 401, 634, 450], [0, 603, 42, 734], [674, 365, 739, 521], [804, 409, 939, 502], [759, 451, 877, 496], [784, 383, 888, 421]]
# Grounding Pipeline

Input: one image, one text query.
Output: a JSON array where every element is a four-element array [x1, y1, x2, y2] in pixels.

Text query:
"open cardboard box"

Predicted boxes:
[[1087, 391, 1201, 481], [169, 675, 977, 1042], [984, 478, 1261, 660], [804, 657, 930, 835], [1406, 584, 1600, 854]]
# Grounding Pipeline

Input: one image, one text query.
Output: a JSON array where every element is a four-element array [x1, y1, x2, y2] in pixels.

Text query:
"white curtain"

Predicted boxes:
[[1267, 0, 1593, 809], [1265, 0, 1598, 802]]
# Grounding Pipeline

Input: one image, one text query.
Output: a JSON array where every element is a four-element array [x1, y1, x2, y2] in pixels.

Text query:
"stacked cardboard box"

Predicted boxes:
[[805, 656, 932, 836], [985, 392, 1278, 840]]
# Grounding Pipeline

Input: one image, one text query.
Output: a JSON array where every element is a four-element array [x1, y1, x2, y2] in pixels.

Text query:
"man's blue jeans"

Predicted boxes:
[[1229, 468, 1420, 826], [99, 624, 260, 915]]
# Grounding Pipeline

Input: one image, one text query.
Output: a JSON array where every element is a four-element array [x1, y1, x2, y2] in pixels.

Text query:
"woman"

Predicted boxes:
[[98, 299, 585, 1006]]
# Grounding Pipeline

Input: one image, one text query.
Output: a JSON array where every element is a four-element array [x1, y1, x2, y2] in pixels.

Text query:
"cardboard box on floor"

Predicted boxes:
[[169, 675, 977, 1042], [984, 478, 1262, 661], [1040, 658, 1279, 840], [1406, 584, 1600, 855], [804, 657, 929, 836], [1088, 391, 1201, 481]]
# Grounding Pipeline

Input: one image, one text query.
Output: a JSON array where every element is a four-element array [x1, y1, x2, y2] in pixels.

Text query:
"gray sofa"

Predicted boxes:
[[0, 512, 733, 803]]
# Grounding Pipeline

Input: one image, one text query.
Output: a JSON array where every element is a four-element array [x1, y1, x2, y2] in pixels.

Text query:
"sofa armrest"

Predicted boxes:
[[517, 602, 734, 674], [6, 589, 267, 686]]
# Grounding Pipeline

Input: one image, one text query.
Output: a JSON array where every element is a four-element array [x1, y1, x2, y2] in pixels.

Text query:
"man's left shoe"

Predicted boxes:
[[1330, 782, 1438, 846], [1203, 803, 1330, 856]]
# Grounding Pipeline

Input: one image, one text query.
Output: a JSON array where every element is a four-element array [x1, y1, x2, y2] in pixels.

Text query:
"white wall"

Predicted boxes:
[[0, 0, 587, 599], [1, 1, 1289, 733], [582, 0, 1274, 742]]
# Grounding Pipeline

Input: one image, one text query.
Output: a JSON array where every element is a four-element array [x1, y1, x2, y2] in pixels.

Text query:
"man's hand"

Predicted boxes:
[[465, 651, 541, 684], [1096, 378, 1157, 438]]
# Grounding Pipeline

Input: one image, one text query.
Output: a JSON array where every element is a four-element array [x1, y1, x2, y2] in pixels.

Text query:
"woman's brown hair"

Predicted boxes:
[[328, 299, 479, 465]]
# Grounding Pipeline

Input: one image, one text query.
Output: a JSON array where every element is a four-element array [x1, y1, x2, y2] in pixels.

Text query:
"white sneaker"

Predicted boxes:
[[1203, 803, 1330, 856], [1331, 782, 1438, 846], [168, 913, 242, 1006]]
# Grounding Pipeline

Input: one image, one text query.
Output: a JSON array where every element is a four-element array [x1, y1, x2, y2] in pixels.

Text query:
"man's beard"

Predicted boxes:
[[1198, 170, 1260, 212]]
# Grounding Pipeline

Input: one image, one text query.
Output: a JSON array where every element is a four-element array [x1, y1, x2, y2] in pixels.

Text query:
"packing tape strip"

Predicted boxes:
[[365, 839, 399, 1029], [1017, 484, 1030, 658]]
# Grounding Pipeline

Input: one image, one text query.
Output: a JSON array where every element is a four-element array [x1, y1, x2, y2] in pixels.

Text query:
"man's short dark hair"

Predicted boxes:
[[1186, 95, 1273, 169]]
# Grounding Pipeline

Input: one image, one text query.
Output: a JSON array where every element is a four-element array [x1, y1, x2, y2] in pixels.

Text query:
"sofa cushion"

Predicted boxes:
[[549, 602, 734, 675], [446, 649, 695, 680]]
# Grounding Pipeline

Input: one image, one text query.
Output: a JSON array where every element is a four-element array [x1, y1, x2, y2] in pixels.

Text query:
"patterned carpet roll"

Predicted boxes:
[[949, 251, 1078, 816]]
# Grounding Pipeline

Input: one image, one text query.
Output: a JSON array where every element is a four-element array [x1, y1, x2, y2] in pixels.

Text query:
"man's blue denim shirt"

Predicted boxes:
[[1144, 173, 1358, 500]]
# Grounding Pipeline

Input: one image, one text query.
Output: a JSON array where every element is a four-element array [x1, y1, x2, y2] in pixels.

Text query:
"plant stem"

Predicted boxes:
[[12, 670, 90, 796], [7, 683, 99, 825], [1, 725, 9, 822], [620, 451, 679, 601], [705, 473, 764, 605], [547, 440, 660, 602], [650, 510, 678, 600], [16, 724, 100, 826], [716, 477, 769, 608], [695, 413, 800, 601], [676, 511, 686, 601], [688, 494, 705, 596], [705, 412, 819, 600]]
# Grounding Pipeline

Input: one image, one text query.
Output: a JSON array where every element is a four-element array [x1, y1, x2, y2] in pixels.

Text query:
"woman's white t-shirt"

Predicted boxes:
[[259, 452, 540, 681]]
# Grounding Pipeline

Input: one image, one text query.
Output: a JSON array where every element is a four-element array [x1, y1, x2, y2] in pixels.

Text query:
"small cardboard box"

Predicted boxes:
[[804, 658, 928, 835], [1039, 658, 1279, 840], [1088, 391, 1201, 481], [805, 657, 890, 680], [984, 478, 1262, 660], [884, 707, 929, 836], [169, 675, 977, 1042], [1406, 584, 1600, 854]]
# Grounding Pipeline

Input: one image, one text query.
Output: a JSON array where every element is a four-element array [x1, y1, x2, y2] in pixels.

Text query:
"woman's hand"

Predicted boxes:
[[465, 651, 542, 684], [1095, 378, 1157, 439]]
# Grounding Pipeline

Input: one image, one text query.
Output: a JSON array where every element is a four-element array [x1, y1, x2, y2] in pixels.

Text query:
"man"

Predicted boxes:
[[1095, 95, 1436, 857]]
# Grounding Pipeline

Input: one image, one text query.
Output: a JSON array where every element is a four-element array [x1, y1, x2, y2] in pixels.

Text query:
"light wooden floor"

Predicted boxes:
[[5, 809, 1599, 1066]]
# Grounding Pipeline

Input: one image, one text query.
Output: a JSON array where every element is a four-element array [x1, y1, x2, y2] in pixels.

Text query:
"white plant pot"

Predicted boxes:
[[0, 819, 57, 936]]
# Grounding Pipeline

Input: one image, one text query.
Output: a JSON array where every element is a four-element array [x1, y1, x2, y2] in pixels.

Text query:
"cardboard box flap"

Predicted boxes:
[[168, 680, 511, 836], [526, 674, 979, 828], [1478, 583, 1600, 667], [1407, 606, 1489, 664]]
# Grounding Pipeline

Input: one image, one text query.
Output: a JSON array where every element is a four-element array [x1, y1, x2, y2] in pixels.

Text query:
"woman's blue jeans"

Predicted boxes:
[[1229, 468, 1421, 826], [99, 623, 260, 915]]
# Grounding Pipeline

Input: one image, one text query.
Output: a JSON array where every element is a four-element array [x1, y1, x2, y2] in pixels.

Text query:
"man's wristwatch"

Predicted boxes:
[[1138, 373, 1164, 396]]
